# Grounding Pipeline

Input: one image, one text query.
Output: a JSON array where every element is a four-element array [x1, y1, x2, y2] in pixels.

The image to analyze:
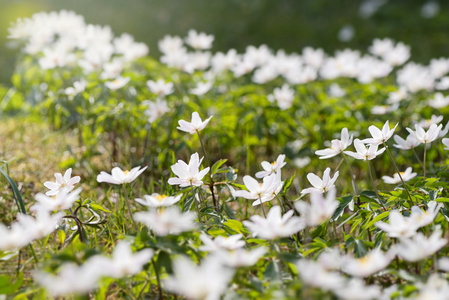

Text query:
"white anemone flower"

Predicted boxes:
[[33, 187, 82, 211], [184, 29, 214, 50], [315, 127, 353, 159], [406, 123, 442, 144], [44, 168, 80, 196], [342, 248, 393, 277], [177, 111, 213, 134], [393, 227, 447, 262], [233, 173, 282, 206], [167, 153, 210, 187], [135, 193, 182, 208], [297, 259, 346, 291], [442, 138, 449, 150], [97, 166, 147, 185], [243, 206, 305, 240], [146, 79, 174, 97], [344, 139, 386, 160], [301, 167, 339, 194], [199, 233, 245, 252], [382, 167, 417, 184], [295, 189, 339, 226], [190, 81, 213, 96], [213, 247, 267, 268], [334, 279, 381, 300], [255, 154, 286, 178], [164, 256, 233, 300], [134, 206, 197, 236], [361, 120, 398, 145], [104, 76, 130, 90], [393, 134, 420, 150]]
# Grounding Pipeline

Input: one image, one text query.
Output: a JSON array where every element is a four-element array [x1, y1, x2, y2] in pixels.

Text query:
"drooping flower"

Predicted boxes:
[[97, 166, 147, 185], [344, 139, 386, 160], [255, 154, 286, 178], [167, 153, 210, 187], [315, 128, 353, 159], [177, 112, 213, 134], [301, 167, 339, 194], [243, 206, 305, 240], [382, 167, 417, 184], [361, 120, 398, 145], [44, 168, 81, 196], [135, 193, 182, 208]]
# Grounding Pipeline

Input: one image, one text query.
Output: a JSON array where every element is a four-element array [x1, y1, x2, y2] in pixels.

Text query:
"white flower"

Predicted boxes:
[[382, 167, 417, 184], [104, 76, 130, 90], [143, 98, 169, 124], [443, 138, 449, 150], [375, 210, 419, 238], [295, 189, 339, 226], [344, 139, 386, 160], [134, 206, 197, 236], [158, 35, 183, 54], [333, 279, 381, 300], [64, 79, 87, 97], [418, 114, 443, 129], [268, 84, 294, 110], [393, 227, 447, 262], [146, 79, 174, 97], [297, 259, 346, 291], [342, 248, 393, 277], [184, 29, 214, 50], [406, 123, 442, 144], [301, 167, 339, 194], [213, 247, 267, 268], [190, 81, 213, 96], [328, 83, 346, 97], [33, 187, 82, 211], [369, 38, 394, 57], [89, 241, 153, 278], [44, 168, 81, 196], [411, 200, 442, 227], [393, 134, 420, 150], [243, 206, 305, 240], [315, 128, 353, 159], [233, 173, 282, 206], [97, 166, 147, 185], [135, 193, 182, 208], [164, 256, 233, 300], [199, 233, 245, 252], [167, 153, 210, 187], [361, 120, 398, 145], [255, 154, 286, 178], [428, 92, 449, 109], [177, 111, 213, 134]]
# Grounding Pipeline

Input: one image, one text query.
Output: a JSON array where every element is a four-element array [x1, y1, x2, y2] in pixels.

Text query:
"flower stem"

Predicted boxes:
[[193, 187, 204, 224], [143, 122, 152, 166], [412, 148, 424, 169], [342, 153, 358, 196], [366, 161, 387, 210], [383, 143, 414, 206], [423, 143, 427, 180], [260, 201, 267, 217], [152, 258, 163, 299], [196, 131, 219, 213]]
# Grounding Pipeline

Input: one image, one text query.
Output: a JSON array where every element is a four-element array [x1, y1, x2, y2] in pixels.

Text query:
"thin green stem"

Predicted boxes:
[[334, 157, 344, 175], [383, 143, 414, 206], [275, 194, 285, 214], [125, 185, 137, 231], [412, 148, 424, 169], [366, 161, 387, 210], [152, 258, 163, 299], [260, 200, 267, 217], [423, 143, 427, 180], [342, 153, 359, 196], [143, 123, 152, 165], [193, 188, 204, 224], [196, 131, 219, 212]]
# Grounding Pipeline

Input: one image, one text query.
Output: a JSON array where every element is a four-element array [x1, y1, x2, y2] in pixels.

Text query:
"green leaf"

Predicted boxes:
[[0, 273, 23, 294], [0, 166, 26, 214], [182, 193, 195, 212], [281, 172, 296, 194], [223, 219, 246, 234], [362, 211, 389, 232], [57, 230, 66, 245], [435, 198, 449, 203], [88, 203, 111, 213], [263, 261, 280, 281], [211, 159, 227, 175]]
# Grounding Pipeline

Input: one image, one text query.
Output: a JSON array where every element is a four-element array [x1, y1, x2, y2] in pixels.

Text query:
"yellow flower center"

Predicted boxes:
[[357, 256, 370, 265], [271, 161, 276, 166], [124, 170, 130, 175], [155, 195, 168, 202]]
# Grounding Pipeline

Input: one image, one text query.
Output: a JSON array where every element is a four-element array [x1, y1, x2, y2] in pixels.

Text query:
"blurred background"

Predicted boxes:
[[0, 0, 448, 84]]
